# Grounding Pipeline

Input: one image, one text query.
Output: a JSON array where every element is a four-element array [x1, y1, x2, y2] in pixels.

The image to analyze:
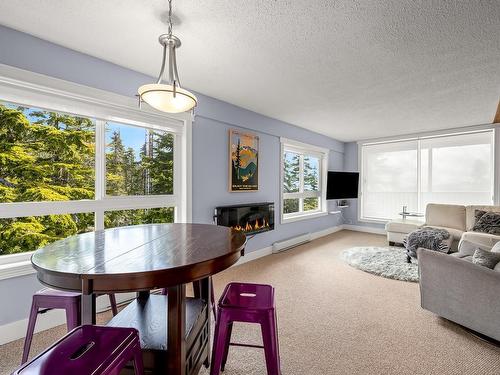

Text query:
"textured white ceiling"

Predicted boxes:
[[0, 0, 499, 141]]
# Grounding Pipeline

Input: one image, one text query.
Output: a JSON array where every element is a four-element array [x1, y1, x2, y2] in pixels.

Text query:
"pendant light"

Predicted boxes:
[[138, 0, 197, 113]]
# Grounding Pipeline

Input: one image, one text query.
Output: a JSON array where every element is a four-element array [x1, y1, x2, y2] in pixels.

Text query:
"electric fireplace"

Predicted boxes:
[[214, 202, 274, 235]]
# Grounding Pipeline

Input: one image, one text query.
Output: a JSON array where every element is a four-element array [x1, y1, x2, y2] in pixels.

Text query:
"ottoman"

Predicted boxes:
[[403, 227, 453, 263], [385, 219, 424, 245]]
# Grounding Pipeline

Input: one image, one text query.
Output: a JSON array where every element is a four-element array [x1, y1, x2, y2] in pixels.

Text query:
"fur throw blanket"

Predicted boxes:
[[403, 227, 451, 258]]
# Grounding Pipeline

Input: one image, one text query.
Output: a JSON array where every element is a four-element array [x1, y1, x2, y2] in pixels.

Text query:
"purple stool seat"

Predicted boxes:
[[210, 282, 281, 375], [22, 289, 118, 364], [13, 325, 143, 375]]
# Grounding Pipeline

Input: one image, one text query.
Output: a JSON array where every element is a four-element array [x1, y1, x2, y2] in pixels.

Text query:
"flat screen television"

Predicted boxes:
[[326, 172, 359, 200]]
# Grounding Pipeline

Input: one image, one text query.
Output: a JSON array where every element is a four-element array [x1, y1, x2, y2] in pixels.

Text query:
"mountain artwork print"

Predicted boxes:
[[229, 129, 259, 191]]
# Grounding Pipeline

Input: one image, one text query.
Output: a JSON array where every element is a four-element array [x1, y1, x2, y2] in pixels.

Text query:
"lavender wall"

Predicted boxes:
[[0, 25, 345, 326]]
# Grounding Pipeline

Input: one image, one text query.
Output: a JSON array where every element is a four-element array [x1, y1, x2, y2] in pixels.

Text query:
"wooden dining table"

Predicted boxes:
[[31, 223, 247, 375]]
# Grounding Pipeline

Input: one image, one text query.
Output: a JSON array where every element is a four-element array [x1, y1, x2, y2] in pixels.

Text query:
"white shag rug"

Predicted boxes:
[[341, 246, 419, 282]]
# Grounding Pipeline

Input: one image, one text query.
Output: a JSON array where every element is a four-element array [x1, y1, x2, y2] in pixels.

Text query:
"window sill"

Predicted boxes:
[[0, 260, 35, 281], [282, 211, 328, 224]]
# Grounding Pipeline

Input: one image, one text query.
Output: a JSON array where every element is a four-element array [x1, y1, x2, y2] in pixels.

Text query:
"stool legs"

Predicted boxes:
[[261, 311, 281, 375], [64, 301, 81, 331], [210, 315, 229, 375], [132, 342, 145, 375], [221, 322, 233, 371], [21, 299, 40, 364]]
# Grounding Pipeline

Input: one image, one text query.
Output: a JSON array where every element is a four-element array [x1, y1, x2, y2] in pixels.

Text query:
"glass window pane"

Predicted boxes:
[[304, 155, 320, 191], [0, 102, 95, 203], [283, 151, 300, 193], [104, 207, 174, 229], [420, 132, 493, 207], [0, 213, 94, 255], [106, 122, 174, 196], [283, 199, 299, 214], [304, 197, 319, 211], [362, 140, 418, 220]]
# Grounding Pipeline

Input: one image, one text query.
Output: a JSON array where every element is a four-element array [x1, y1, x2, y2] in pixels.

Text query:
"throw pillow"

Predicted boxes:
[[472, 211, 500, 235], [472, 248, 500, 269], [474, 209, 487, 224]]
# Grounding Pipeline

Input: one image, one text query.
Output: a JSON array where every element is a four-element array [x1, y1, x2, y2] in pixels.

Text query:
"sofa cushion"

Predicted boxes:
[[472, 211, 500, 235], [491, 241, 500, 253], [457, 239, 491, 256], [450, 253, 473, 262], [425, 226, 463, 240], [385, 220, 423, 234], [472, 248, 500, 269], [461, 231, 500, 249], [466, 205, 500, 231], [426, 204, 466, 231]]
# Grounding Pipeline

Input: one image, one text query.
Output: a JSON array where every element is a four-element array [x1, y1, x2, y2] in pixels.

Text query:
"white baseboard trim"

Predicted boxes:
[[342, 224, 386, 235], [0, 223, 375, 345], [311, 225, 344, 240], [235, 246, 273, 266]]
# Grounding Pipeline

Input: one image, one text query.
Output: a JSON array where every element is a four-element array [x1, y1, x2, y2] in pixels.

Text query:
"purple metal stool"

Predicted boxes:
[[13, 325, 143, 375], [161, 276, 217, 320], [210, 282, 281, 375], [22, 289, 119, 364]]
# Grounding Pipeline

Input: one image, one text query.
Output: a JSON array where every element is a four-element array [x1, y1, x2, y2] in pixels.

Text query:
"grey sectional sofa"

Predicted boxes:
[[418, 241, 500, 341]]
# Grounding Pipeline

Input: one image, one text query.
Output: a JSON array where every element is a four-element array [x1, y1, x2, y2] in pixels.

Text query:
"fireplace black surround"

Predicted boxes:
[[214, 202, 274, 235]]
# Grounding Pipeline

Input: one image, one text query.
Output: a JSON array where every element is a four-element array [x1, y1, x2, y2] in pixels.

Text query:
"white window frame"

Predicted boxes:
[[358, 128, 497, 223], [280, 138, 328, 223], [0, 64, 192, 279]]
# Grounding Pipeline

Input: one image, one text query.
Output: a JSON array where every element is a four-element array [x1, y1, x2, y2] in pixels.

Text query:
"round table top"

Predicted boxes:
[[32, 223, 247, 293]]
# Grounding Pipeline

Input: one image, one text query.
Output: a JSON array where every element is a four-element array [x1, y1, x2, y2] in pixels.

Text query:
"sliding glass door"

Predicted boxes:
[[360, 130, 494, 221]]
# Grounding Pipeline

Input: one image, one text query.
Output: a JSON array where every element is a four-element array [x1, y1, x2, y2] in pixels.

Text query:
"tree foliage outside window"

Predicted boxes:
[[105, 122, 174, 196], [0, 103, 174, 256], [282, 148, 323, 218]]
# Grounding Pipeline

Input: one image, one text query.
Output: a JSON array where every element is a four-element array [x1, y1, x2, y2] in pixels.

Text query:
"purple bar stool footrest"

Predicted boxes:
[[210, 282, 281, 375]]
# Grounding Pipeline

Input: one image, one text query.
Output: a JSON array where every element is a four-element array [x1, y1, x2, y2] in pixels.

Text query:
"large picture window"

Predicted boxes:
[[360, 130, 495, 221], [281, 138, 328, 223], [0, 101, 181, 258]]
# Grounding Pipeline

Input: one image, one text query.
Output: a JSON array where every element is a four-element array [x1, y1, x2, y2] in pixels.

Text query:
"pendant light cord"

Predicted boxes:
[[167, 0, 173, 36]]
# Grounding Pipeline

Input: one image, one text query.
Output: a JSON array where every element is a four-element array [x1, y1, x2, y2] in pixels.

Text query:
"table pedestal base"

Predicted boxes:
[[106, 294, 209, 375]]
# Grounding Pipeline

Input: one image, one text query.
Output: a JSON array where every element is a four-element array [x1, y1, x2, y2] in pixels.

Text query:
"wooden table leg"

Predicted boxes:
[[200, 277, 211, 368], [167, 284, 186, 375], [81, 279, 96, 325]]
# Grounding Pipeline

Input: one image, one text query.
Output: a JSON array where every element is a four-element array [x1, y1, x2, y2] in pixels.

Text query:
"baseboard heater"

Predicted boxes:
[[272, 233, 311, 253]]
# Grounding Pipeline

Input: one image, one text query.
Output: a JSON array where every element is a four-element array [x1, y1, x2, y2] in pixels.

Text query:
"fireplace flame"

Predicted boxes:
[[232, 218, 270, 233]]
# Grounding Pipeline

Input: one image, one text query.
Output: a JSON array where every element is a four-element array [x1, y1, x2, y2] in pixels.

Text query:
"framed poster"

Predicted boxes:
[[229, 129, 259, 191]]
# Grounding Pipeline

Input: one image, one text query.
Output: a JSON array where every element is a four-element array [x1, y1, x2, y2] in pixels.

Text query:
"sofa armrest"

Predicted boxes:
[[418, 248, 500, 341]]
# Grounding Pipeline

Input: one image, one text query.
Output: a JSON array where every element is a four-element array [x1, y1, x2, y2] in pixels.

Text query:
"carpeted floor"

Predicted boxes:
[[1, 230, 500, 374]]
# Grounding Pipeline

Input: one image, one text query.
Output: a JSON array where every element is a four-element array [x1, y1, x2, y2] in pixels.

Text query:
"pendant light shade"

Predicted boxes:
[[138, 84, 197, 113], [138, 0, 197, 113]]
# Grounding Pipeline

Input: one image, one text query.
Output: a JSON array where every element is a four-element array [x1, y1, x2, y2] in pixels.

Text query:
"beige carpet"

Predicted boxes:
[[2, 230, 500, 374]]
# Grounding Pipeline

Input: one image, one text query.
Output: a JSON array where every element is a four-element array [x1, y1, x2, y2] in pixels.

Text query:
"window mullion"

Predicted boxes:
[[299, 154, 304, 212], [416, 139, 421, 213], [95, 119, 106, 230]]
